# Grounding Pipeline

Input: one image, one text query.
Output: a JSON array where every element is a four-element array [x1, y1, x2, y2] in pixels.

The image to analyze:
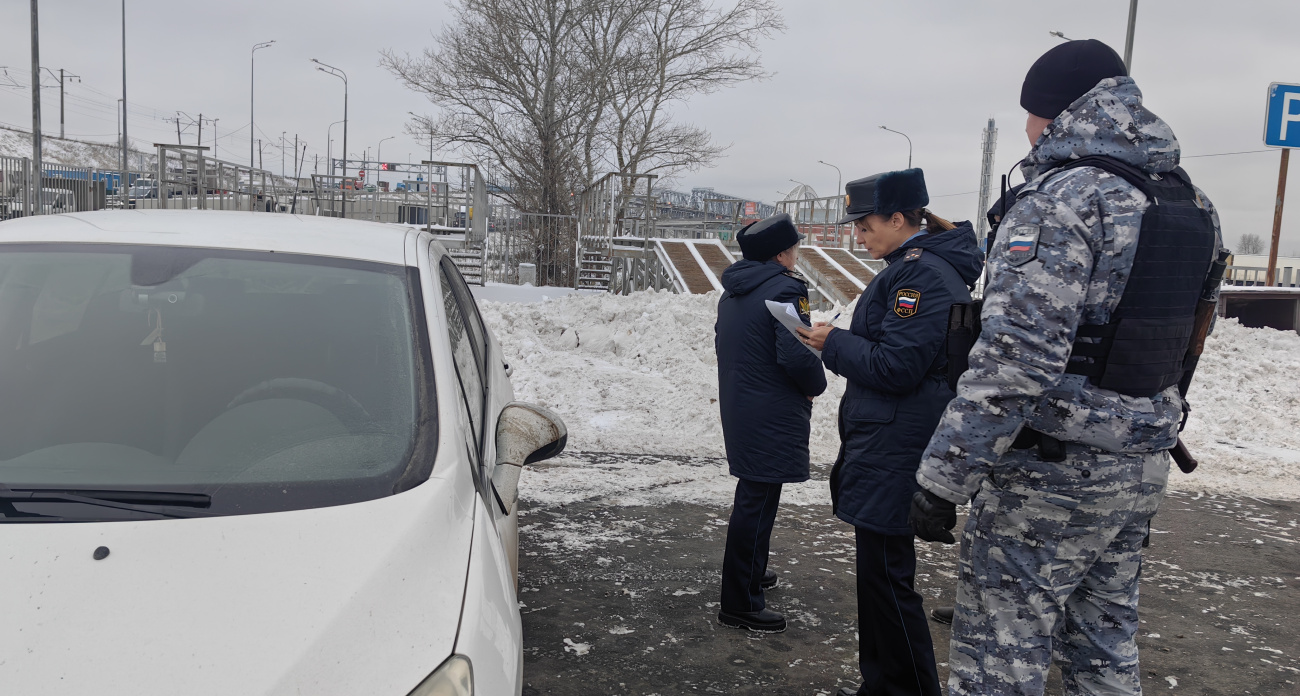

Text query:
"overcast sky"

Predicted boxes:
[[3, 0, 1299, 253]]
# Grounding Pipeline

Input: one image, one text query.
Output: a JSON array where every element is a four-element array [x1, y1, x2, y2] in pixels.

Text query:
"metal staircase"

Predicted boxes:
[[447, 245, 485, 285], [577, 247, 612, 290]]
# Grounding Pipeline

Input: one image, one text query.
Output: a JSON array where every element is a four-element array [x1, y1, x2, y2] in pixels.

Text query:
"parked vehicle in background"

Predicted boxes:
[[128, 180, 159, 199], [38, 188, 76, 215], [0, 210, 566, 696]]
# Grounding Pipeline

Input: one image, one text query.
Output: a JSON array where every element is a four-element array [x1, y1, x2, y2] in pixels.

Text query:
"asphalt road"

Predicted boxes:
[[518, 455, 1299, 695]]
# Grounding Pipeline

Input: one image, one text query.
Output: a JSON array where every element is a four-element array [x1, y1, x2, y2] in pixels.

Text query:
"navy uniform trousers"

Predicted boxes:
[[720, 478, 783, 613], [853, 527, 942, 696]]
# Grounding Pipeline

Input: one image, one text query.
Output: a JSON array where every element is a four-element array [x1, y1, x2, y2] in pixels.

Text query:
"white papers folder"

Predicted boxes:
[[765, 300, 821, 358]]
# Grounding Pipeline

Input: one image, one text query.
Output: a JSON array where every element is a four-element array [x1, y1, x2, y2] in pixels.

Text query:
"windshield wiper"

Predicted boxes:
[[0, 486, 212, 520]]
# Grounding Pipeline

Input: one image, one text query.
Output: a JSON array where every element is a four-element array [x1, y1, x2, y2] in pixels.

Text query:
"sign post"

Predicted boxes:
[[1263, 82, 1300, 285]]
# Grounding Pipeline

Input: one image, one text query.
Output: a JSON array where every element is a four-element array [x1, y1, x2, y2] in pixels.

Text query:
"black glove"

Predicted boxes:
[[909, 489, 958, 544]]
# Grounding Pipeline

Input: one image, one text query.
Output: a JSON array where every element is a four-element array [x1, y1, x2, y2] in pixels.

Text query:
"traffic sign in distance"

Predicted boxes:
[[1264, 82, 1300, 148]]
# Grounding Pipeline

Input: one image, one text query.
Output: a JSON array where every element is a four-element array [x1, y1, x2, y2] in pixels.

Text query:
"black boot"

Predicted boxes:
[[930, 606, 954, 625], [760, 568, 780, 590], [717, 608, 786, 633]]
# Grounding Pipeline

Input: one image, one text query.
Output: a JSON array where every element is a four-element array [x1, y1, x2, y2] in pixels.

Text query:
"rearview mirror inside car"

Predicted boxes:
[[492, 402, 567, 514]]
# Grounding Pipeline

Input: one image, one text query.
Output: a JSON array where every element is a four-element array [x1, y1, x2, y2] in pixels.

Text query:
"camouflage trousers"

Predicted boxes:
[[947, 445, 1169, 696]]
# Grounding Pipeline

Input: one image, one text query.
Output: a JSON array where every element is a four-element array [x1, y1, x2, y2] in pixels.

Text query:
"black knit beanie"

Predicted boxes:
[[1020, 39, 1128, 119]]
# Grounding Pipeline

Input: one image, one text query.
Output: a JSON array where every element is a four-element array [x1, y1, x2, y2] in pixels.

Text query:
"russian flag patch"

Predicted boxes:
[[894, 289, 921, 317], [1005, 225, 1040, 266]]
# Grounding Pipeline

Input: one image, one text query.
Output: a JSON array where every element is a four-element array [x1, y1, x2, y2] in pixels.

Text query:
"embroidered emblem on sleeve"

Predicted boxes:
[[1005, 225, 1040, 266], [894, 289, 921, 317], [798, 296, 810, 315]]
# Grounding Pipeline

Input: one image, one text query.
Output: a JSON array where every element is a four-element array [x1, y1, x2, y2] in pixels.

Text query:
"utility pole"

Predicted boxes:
[[30, 0, 42, 214], [281, 131, 286, 177], [120, 0, 127, 205], [197, 113, 203, 147], [1122, 0, 1139, 72], [40, 67, 80, 139], [258, 139, 263, 171], [975, 118, 999, 244]]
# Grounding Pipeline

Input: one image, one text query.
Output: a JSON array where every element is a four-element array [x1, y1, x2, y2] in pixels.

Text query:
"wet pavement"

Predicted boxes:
[[518, 455, 1299, 695]]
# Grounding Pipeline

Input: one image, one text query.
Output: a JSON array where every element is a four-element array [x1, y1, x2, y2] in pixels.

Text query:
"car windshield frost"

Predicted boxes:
[[0, 245, 427, 520]]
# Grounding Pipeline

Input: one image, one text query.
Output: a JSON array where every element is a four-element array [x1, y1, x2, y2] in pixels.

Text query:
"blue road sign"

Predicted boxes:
[[1264, 82, 1300, 148]]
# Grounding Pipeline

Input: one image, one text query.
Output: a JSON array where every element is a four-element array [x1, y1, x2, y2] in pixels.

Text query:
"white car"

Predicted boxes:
[[0, 209, 564, 695]]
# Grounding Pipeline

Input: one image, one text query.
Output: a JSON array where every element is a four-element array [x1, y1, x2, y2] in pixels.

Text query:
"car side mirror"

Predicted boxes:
[[491, 402, 567, 514]]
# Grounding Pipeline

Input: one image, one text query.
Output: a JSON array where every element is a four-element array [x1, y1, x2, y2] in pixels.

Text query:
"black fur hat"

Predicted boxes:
[[737, 213, 803, 261], [837, 168, 930, 224]]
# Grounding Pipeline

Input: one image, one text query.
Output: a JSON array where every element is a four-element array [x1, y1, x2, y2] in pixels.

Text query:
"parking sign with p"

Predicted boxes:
[[1264, 82, 1300, 148]]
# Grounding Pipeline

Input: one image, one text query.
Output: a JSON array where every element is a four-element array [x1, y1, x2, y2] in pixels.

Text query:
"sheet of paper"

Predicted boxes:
[[765, 300, 821, 358]]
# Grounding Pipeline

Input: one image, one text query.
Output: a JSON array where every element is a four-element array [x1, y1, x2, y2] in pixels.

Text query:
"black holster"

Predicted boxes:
[[1011, 427, 1067, 463]]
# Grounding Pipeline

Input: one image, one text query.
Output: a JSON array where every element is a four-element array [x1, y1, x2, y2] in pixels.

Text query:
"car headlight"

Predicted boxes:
[[407, 654, 473, 696]]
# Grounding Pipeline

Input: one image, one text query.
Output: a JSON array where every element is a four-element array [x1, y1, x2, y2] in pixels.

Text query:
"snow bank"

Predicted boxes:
[[479, 290, 1300, 503]]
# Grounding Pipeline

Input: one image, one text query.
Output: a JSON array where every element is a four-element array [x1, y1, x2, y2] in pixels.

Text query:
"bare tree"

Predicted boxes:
[[382, 0, 597, 215], [383, 0, 781, 210], [580, 0, 783, 181], [1237, 233, 1265, 255]]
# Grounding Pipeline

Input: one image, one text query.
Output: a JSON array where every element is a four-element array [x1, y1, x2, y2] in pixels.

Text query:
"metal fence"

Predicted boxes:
[[776, 195, 854, 248], [483, 210, 579, 286], [1, 155, 123, 219], [1226, 264, 1298, 287]]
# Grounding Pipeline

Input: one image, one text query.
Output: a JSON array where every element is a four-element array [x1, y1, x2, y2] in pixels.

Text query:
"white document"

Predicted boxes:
[[765, 300, 821, 358]]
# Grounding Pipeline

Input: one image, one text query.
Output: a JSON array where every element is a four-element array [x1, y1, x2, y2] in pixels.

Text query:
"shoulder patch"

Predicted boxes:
[[894, 289, 921, 317], [904, 248, 924, 262], [1004, 225, 1040, 266], [782, 269, 808, 284], [797, 296, 810, 315]]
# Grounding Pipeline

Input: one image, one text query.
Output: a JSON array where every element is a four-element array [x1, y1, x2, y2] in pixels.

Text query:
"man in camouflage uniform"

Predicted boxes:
[[908, 40, 1226, 695]]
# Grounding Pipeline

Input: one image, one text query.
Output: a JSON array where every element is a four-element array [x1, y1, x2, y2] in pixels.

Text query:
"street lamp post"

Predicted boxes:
[[377, 135, 395, 188], [879, 126, 912, 169], [250, 40, 274, 170], [817, 160, 842, 201], [1123, 0, 1139, 71], [326, 119, 343, 180], [312, 58, 348, 213]]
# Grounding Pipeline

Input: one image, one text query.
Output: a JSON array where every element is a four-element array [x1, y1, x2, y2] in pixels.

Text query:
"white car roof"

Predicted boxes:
[[0, 210, 413, 266]]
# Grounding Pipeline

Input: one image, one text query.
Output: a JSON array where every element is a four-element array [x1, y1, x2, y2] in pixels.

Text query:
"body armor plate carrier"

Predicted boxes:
[[1054, 156, 1217, 398]]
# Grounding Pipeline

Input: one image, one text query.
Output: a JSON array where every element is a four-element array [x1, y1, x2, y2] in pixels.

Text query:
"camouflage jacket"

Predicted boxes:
[[917, 77, 1226, 504]]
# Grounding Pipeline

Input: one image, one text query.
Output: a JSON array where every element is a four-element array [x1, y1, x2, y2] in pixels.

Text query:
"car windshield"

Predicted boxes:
[[0, 245, 428, 520]]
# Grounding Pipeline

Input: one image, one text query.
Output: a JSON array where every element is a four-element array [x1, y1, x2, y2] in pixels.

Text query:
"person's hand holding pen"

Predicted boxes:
[[796, 311, 840, 352]]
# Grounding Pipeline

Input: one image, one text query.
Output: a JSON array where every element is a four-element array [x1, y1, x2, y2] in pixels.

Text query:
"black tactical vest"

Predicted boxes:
[[1052, 156, 1217, 398]]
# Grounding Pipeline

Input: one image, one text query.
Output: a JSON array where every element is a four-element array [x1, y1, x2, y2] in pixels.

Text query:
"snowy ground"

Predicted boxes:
[[0, 126, 153, 170], [476, 288, 1300, 505]]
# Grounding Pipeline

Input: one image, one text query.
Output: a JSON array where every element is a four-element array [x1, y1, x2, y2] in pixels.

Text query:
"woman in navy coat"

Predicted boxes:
[[799, 169, 983, 696]]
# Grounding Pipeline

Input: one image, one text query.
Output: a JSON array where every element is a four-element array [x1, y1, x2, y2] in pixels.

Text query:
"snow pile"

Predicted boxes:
[[479, 289, 1300, 502], [1178, 317, 1300, 498], [476, 289, 851, 463]]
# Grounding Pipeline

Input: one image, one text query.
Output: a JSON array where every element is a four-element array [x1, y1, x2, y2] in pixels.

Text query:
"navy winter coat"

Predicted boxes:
[[823, 224, 984, 534], [716, 260, 828, 483]]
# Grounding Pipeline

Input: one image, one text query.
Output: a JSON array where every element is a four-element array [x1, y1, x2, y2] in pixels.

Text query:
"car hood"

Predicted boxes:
[[0, 473, 476, 695]]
